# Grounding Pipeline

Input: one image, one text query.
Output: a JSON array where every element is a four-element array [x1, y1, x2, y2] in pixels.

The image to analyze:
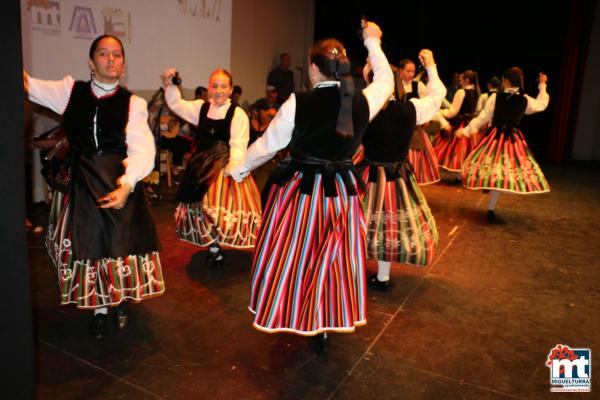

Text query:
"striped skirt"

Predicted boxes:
[[175, 171, 262, 248], [249, 171, 367, 336], [407, 130, 441, 185], [433, 122, 478, 172], [461, 128, 550, 194], [360, 162, 438, 266], [46, 192, 165, 309]]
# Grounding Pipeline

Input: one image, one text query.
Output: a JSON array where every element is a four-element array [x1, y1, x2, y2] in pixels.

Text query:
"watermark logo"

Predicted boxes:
[[29, 0, 61, 35], [101, 7, 132, 43], [68, 6, 96, 39], [546, 344, 591, 392]]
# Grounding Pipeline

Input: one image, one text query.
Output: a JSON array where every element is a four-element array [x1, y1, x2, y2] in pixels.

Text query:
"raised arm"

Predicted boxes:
[[360, 22, 394, 121], [25, 71, 74, 115], [161, 68, 203, 125], [524, 73, 549, 115], [409, 50, 447, 125]]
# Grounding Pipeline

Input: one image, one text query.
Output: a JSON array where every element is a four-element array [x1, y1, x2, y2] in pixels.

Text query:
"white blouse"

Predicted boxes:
[[164, 87, 250, 172], [230, 37, 395, 179], [462, 85, 549, 137], [27, 75, 155, 190]]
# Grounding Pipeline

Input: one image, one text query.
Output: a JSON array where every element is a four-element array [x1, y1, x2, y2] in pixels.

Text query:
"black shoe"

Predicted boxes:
[[207, 246, 225, 268], [115, 304, 128, 330], [309, 333, 328, 355], [91, 313, 108, 340], [487, 210, 496, 222], [367, 273, 390, 292]]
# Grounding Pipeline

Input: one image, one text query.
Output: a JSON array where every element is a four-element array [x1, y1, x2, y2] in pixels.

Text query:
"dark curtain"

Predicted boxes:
[[548, 0, 596, 163]]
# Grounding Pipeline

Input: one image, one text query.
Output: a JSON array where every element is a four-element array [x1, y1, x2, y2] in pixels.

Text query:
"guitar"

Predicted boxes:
[[250, 107, 277, 133], [160, 114, 180, 138]]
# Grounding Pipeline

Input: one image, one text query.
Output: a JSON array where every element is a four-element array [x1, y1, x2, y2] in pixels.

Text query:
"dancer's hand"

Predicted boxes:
[[98, 183, 132, 209], [161, 68, 178, 87], [418, 49, 435, 68], [362, 21, 382, 41], [455, 128, 465, 138], [538, 73, 548, 85]]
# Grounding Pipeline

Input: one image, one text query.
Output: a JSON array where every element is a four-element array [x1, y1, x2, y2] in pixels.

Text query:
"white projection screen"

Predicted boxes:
[[21, 0, 232, 92]]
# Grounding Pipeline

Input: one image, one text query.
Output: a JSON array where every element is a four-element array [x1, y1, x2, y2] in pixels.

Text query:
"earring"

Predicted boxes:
[[90, 69, 95, 80]]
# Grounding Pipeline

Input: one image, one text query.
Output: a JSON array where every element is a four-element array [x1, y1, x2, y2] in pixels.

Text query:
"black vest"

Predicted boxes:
[[399, 81, 419, 102], [62, 82, 159, 259], [196, 101, 237, 144], [63, 81, 132, 155], [290, 86, 370, 160], [449, 88, 478, 127], [362, 100, 417, 163], [491, 92, 528, 128], [263, 86, 370, 199]]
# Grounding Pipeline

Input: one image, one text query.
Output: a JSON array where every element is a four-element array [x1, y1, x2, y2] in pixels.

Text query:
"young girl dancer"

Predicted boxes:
[[359, 50, 446, 291], [433, 70, 481, 174], [25, 35, 164, 339], [230, 21, 393, 350], [160, 68, 261, 267], [456, 68, 549, 220], [397, 59, 442, 185]]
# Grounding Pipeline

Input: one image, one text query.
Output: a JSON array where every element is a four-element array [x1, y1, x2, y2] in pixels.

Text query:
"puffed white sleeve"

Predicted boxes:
[[409, 65, 447, 125], [120, 95, 156, 190], [232, 94, 296, 178], [27, 75, 75, 115], [164, 85, 203, 125], [361, 37, 394, 121], [524, 84, 549, 115], [463, 93, 496, 137], [225, 106, 250, 171]]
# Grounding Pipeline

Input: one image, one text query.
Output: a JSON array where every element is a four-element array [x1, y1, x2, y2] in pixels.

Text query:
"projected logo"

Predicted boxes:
[[177, 0, 223, 21], [102, 7, 131, 43], [68, 6, 96, 39], [546, 344, 591, 392], [28, 0, 61, 35]]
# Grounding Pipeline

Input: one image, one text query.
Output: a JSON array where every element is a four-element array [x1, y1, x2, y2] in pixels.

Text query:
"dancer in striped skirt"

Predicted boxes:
[[359, 50, 446, 291], [230, 21, 393, 348], [161, 68, 261, 267], [432, 70, 481, 174], [396, 59, 442, 185], [456, 68, 549, 221], [25, 35, 164, 339]]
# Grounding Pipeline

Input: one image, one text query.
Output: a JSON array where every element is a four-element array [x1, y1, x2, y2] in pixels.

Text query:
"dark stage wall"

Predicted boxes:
[[314, 0, 595, 162]]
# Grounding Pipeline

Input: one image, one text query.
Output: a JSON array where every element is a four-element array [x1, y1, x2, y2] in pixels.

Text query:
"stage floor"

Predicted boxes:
[[28, 161, 600, 399]]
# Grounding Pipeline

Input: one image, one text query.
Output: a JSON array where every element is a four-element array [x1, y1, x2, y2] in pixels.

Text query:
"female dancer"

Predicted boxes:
[[230, 21, 393, 349], [359, 50, 446, 291], [25, 35, 164, 339], [397, 59, 442, 185], [160, 68, 261, 267], [456, 68, 549, 220], [433, 70, 480, 174]]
